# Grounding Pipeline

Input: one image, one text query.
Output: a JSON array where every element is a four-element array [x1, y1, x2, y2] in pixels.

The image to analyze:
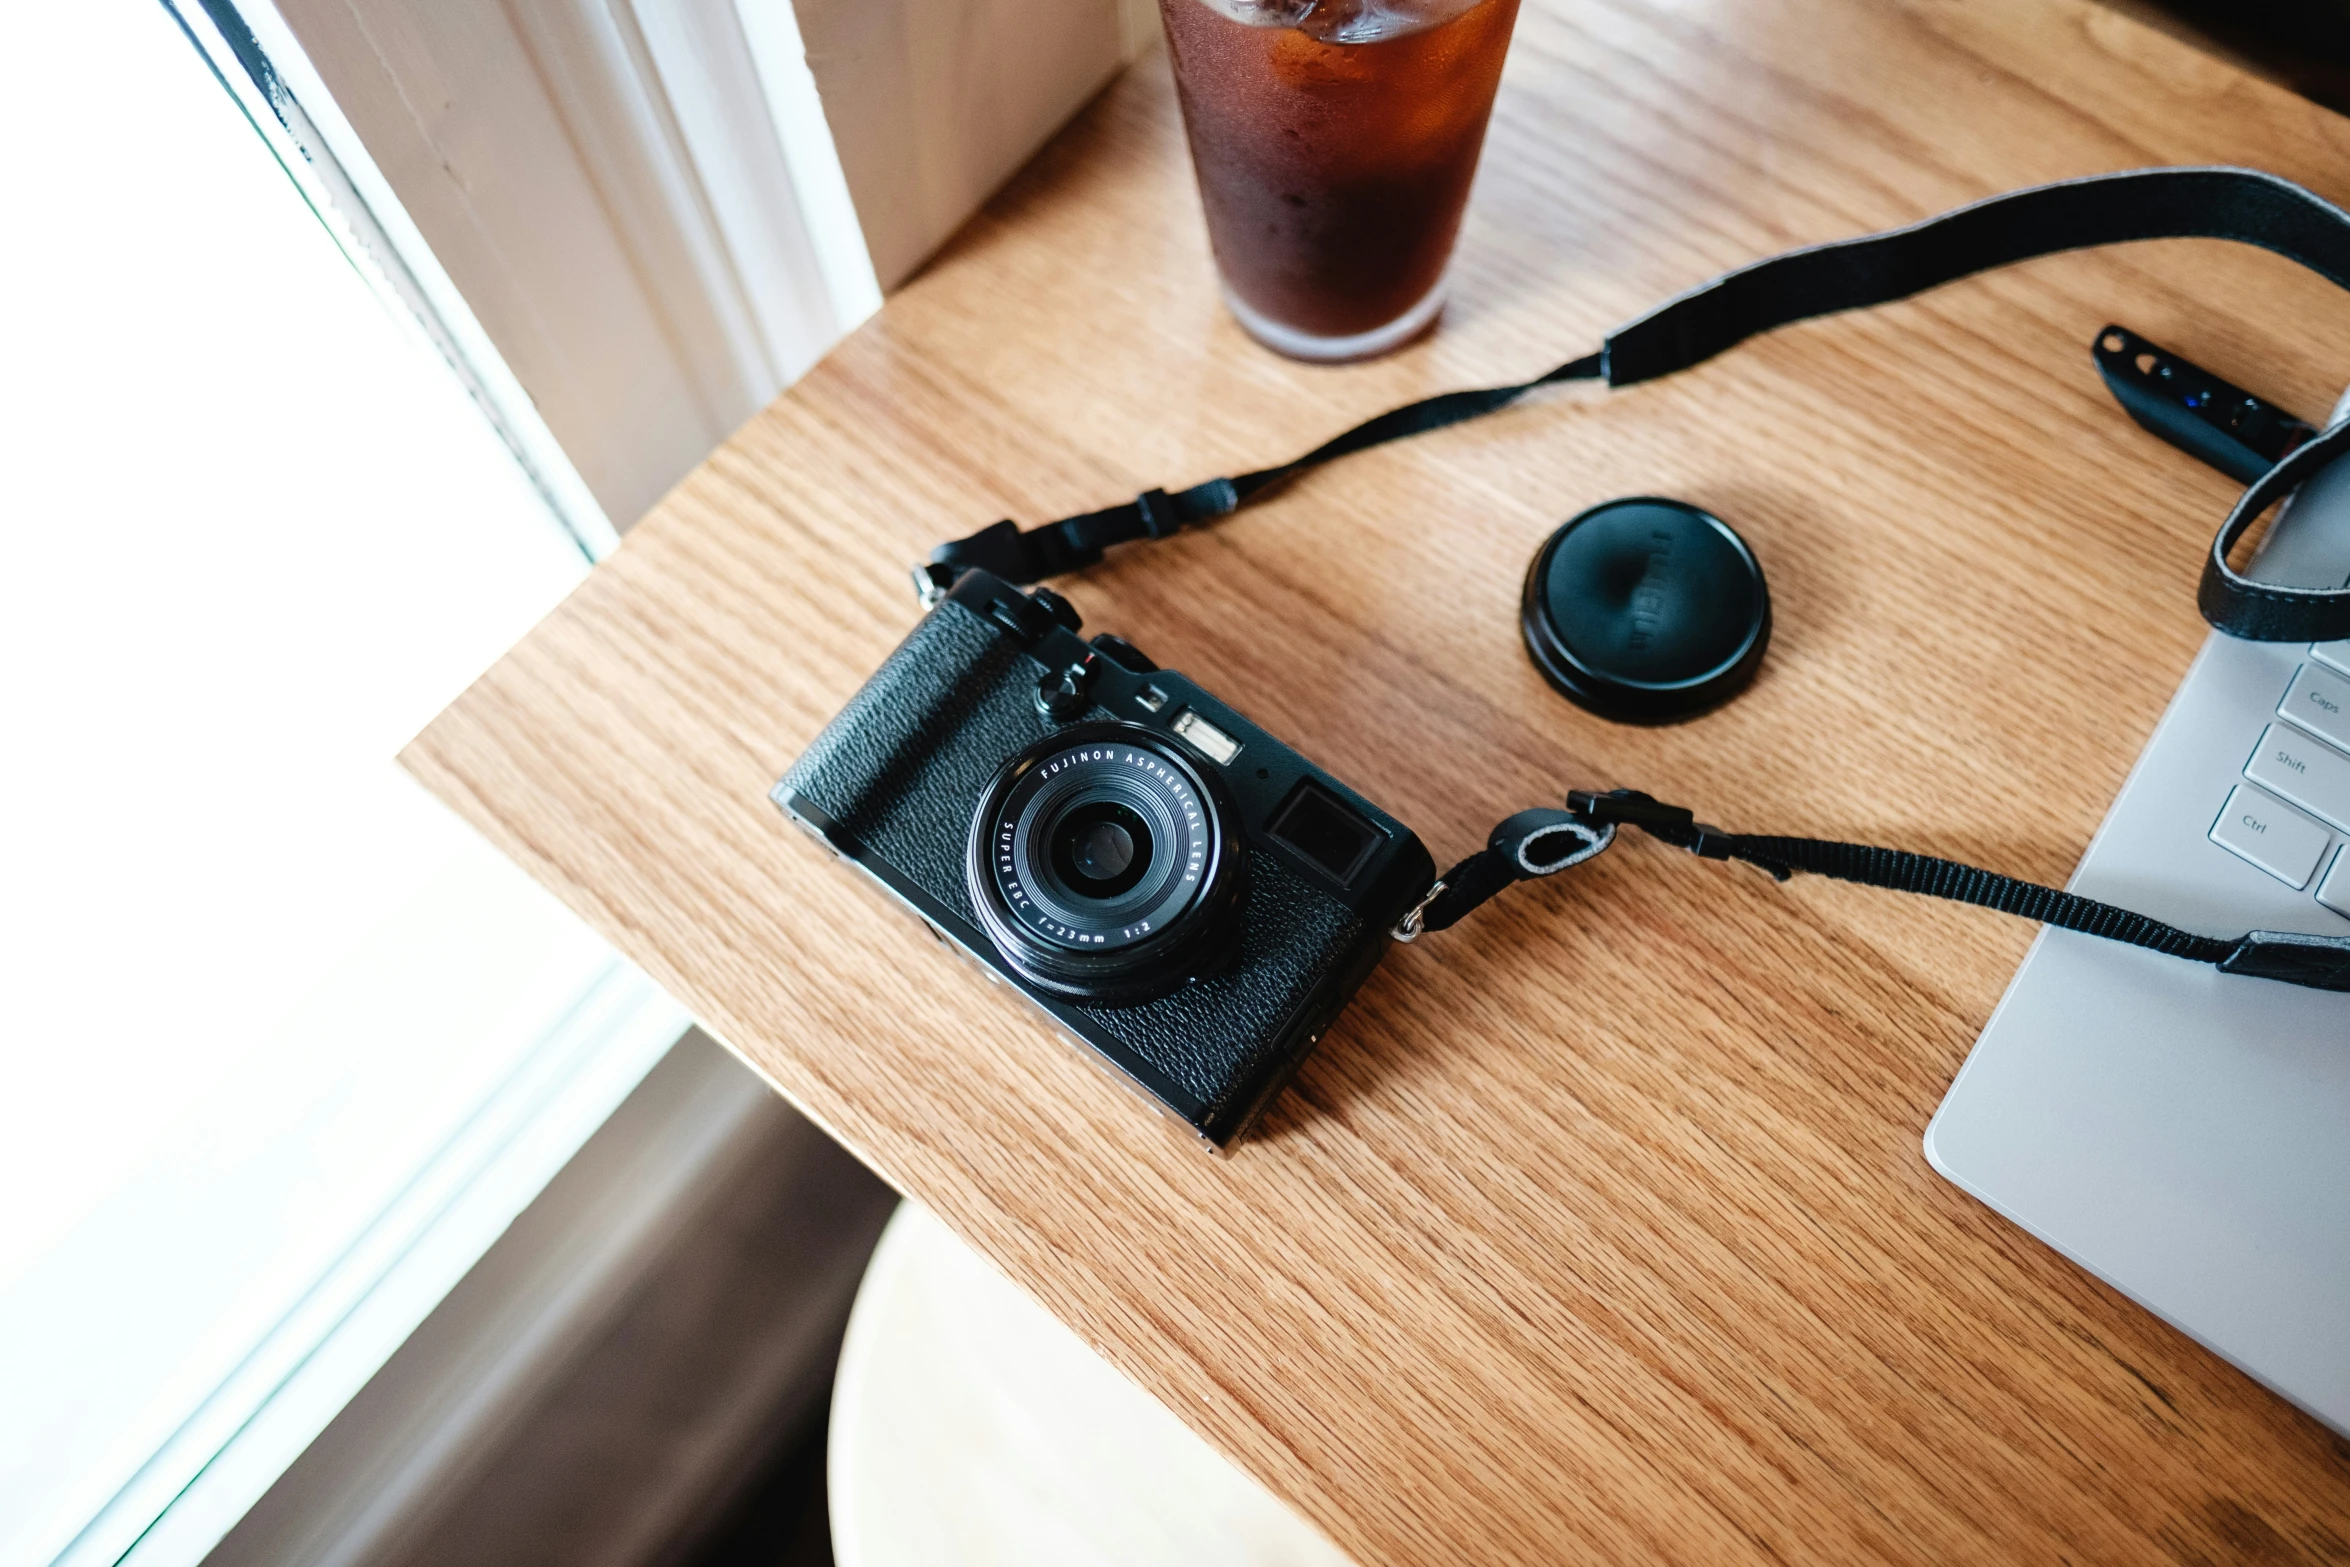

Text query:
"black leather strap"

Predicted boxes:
[[931, 165, 2350, 640], [1414, 789, 2350, 993], [930, 354, 1602, 584], [1598, 166, 2350, 383], [2202, 416, 2350, 638]]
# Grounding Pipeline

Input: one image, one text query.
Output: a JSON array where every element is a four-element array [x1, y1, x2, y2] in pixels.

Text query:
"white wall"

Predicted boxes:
[[779, 0, 1160, 288]]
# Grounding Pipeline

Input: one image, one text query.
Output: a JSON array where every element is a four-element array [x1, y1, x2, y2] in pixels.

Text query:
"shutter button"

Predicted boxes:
[[1035, 653, 1099, 722]]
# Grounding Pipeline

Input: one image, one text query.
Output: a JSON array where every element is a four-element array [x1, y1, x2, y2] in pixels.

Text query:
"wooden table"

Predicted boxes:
[[405, 1, 2350, 1559]]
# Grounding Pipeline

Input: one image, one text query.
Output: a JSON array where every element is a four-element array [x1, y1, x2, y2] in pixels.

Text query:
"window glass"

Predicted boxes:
[[0, 3, 672, 1560]]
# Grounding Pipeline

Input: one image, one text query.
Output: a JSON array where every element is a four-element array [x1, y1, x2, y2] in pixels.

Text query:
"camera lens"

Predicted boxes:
[[1051, 800, 1151, 898], [967, 723, 1246, 1004]]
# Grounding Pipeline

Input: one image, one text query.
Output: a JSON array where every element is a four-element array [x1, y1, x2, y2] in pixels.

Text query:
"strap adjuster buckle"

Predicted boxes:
[[1133, 488, 1180, 539], [1566, 789, 1695, 830]]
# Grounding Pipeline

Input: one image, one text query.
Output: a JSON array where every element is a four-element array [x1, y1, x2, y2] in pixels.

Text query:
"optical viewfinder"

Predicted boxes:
[[1268, 781, 1381, 887]]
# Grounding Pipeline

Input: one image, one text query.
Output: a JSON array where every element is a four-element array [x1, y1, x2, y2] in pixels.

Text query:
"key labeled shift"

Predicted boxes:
[[2210, 783, 2330, 889], [2244, 723, 2350, 831]]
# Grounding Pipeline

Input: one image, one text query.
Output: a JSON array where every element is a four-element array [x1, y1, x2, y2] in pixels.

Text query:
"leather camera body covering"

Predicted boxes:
[[772, 569, 1433, 1147]]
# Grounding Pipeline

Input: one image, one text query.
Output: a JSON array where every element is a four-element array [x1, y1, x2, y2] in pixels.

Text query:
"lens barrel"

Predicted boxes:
[[967, 723, 1246, 1004]]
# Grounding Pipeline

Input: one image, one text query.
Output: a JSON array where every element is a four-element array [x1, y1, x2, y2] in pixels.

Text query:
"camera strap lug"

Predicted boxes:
[[912, 561, 956, 609], [1394, 807, 1616, 940], [1391, 880, 1446, 943]]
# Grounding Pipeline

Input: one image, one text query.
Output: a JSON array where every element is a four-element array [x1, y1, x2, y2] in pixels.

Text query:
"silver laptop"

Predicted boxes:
[[1927, 393, 2350, 1438]]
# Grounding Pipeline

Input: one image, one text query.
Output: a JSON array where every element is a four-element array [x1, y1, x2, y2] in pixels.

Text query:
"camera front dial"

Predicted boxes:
[[967, 723, 1246, 1004]]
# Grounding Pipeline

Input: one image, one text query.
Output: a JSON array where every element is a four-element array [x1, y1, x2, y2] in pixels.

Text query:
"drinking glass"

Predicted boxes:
[[1157, 0, 1524, 361]]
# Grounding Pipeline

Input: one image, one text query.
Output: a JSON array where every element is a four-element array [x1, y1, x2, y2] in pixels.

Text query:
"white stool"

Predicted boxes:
[[828, 1203, 1357, 1567]]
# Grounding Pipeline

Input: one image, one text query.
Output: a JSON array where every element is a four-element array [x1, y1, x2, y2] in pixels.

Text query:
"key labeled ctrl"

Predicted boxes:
[[2210, 782, 2331, 889]]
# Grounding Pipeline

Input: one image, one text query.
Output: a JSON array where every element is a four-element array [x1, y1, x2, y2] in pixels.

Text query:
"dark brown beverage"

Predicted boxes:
[[1158, 0, 1522, 359]]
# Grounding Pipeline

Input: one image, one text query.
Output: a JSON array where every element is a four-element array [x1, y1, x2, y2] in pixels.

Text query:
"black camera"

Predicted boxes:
[[771, 568, 1434, 1147]]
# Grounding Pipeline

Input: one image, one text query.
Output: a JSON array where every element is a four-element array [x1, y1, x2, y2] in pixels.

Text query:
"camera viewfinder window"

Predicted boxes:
[[1268, 782, 1381, 886]]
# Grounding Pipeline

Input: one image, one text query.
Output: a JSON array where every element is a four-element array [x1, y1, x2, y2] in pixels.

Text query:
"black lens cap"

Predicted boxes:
[[1520, 497, 1770, 723]]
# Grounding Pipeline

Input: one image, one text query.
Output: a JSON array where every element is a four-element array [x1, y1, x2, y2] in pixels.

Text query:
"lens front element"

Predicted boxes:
[[990, 734, 1213, 955], [1051, 799, 1152, 899], [968, 724, 1246, 1003]]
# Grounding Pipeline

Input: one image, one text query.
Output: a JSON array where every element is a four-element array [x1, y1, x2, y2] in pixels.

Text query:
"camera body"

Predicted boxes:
[[772, 568, 1434, 1147]]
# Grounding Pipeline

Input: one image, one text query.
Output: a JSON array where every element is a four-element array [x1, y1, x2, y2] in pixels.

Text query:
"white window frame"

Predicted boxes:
[[265, 0, 1158, 528], [185, 0, 617, 561], [29, 1, 1162, 1559], [7, 7, 700, 1561]]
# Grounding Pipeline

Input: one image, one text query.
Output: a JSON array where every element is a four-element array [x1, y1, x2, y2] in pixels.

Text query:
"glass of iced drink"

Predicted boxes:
[[1157, 0, 1523, 361]]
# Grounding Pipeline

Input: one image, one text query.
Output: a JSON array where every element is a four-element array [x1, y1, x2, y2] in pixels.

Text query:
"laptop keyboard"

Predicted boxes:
[[2211, 641, 2350, 912]]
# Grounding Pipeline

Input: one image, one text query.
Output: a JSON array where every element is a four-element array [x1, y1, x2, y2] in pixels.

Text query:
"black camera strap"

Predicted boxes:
[[929, 165, 2350, 642], [926, 165, 2350, 995], [1398, 790, 2350, 992]]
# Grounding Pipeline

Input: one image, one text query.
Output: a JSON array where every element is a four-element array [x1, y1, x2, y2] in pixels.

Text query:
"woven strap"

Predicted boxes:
[[1407, 789, 2350, 993], [930, 166, 2350, 641]]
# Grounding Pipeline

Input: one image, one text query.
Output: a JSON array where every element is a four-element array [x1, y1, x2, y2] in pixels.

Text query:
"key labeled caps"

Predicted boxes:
[[2211, 783, 2331, 889], [2278, 661, 2350, 752]]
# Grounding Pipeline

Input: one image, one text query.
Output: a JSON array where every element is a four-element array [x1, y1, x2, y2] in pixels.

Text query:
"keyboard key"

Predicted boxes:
[[2211, 783, 2330, 889], [2316, 846, 2350, 918], [2313, 641, 2350, 679], [2244, 723, 2350, 831], [2278, 661, 2350, 751]]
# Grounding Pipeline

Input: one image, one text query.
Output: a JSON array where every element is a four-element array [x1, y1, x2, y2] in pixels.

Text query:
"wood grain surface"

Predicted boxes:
[[404, 1, 2350, 1560]]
